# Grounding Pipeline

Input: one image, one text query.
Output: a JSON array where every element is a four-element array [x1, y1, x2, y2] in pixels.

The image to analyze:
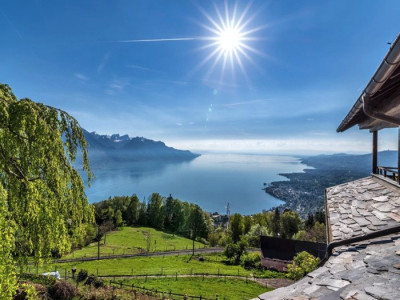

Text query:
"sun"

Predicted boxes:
[[218, 26, 242, 54], [197, 1, 264, 79]]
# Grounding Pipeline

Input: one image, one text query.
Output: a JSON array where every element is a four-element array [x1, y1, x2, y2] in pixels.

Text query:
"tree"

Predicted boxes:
[[137, 200, 148, 226], [224, 238, 248, 264], [188, 204, 207, 255], [243, 215, 252, 235], [270, 208, 281, 237], [315, 209, 326, 224], [246, 224, 269, 247], [0, 83, 94, 296], [280, 210, 302, 239], [147, 193, 164, 229], [287, 251, 320, 280], [163, 194, 174, 230], [0, 184, 17, 298], [229, 213, 244, 243], [304, 213, 315, 230], [170, 198, 185, 235], [124, 195, 140, 225], [114, 209, 124, 228]]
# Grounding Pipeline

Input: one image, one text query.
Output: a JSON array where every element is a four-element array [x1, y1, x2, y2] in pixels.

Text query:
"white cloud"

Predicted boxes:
[[166, 137, 376, 155], [74, 73, 89, 81]]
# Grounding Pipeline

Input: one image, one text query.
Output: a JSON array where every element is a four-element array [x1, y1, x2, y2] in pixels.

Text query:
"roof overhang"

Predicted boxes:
[[337, 33, 400, 133]]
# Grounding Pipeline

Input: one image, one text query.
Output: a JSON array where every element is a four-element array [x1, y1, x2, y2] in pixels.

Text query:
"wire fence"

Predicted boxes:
[[109, 279, 222, 300], [32, 265, 267, 281]]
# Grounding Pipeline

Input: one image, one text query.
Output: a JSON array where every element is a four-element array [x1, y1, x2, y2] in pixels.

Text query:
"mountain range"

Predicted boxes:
[[82, 130, 199, 167]]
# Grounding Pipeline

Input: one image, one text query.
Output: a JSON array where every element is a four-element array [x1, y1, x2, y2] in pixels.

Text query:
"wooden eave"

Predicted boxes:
[[337, 33, 400, 133]]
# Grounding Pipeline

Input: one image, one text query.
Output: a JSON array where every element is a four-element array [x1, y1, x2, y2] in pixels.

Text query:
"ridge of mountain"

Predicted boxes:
[[82, 129, 200, 165]]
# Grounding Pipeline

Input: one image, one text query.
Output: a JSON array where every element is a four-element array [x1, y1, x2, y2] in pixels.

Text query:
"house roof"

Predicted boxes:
[[326, 176, 400, 243], [255, 232, 400, 300], [254, 176, 400, 300], [337, 33, 400, 133]]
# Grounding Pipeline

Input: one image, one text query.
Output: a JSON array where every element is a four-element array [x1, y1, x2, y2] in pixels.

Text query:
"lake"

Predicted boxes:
[[84, 153, 307, 215]]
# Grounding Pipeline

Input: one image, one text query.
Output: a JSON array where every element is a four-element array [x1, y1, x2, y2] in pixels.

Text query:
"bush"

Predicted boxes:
[[287, 251, 320, 280], [241, 252, 261, 270], [76, 269, 88, 283], [47, 281, 78, 300], [224, 238, 248, 265], [85, 275, 105, 288]]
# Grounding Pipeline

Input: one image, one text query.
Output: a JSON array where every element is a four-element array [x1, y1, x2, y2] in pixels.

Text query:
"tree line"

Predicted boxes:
[[93, 193, 211, 243]]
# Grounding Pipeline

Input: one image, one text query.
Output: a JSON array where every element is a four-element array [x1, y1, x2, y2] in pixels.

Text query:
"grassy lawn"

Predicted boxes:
[[38, 254, 257, 277], [64, 227, 205, 259], [116, 277, 273, 300]]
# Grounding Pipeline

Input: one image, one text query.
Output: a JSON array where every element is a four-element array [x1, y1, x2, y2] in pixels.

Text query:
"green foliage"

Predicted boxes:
[[245, 224, 269, 247], [280, 210, 302, 239], [240, 252, 261, 270], [224, 238, 248, 265], [243, 215, 252, 235], [287, 251, 320, 280], [94, 193, 210, 243], [85, 275, 104, 288], [76, 269, 88, 283], [188, 204, 208, 240], [0, 83, 93, 298], [19, 283, 38, 300], [208, 231, 221, 247], [304, 213, 314, 230], [0, 184, 17, 299], [147, 193, 164, 229], [229, 213, 244, 243], [294, 221, 326, 243], [271, 208, 281, 237]]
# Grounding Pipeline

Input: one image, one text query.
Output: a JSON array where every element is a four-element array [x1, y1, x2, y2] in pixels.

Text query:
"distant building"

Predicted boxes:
[[255, 33, 400, 299]]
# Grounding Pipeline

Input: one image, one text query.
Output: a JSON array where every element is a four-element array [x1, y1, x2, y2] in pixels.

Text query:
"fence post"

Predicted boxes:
[[216, 294, 218, 300]]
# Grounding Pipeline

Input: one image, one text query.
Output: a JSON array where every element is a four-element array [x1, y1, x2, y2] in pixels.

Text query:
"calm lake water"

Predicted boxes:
[[84, 153, 307, 215]]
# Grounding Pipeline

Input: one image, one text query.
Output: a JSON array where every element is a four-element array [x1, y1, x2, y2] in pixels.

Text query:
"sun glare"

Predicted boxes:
[[218, 26, 242, 53], [197, 1, 265, 80]]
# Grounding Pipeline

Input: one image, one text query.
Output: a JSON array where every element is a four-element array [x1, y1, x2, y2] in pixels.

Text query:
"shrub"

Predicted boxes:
[[14, 283, 37, 300], [85, 275, 104, 288], [224, 238, 248, 265], [47, 281, 77, 300], [241, 252, 261, 270], [76, 269, 88, 283], [287, 251, 320, 280]]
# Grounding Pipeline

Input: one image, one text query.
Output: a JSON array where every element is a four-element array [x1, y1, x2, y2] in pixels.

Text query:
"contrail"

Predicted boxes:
[[116, 37, 198, 43]]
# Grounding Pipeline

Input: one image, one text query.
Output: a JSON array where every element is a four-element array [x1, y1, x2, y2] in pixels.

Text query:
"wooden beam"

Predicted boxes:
[[372, 131, 378, 174]]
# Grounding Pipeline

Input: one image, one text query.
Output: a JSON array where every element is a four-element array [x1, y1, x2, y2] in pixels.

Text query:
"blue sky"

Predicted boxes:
[[1, 1, 400, 154]]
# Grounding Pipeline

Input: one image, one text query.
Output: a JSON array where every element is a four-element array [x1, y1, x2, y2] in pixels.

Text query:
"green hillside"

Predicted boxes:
[[65, 227, 206, 259]]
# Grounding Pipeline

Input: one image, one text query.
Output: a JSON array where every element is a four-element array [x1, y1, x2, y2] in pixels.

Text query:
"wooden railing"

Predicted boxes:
[[376, 166, 400, 183]]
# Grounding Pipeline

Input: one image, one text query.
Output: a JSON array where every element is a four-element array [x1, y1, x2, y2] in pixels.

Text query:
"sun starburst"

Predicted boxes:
[[197, 1, 265, 81]]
